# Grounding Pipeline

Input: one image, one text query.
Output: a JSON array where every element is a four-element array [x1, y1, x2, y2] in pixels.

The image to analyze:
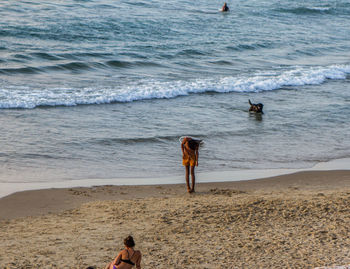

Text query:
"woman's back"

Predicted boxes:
[[115, 249, 141, 269]]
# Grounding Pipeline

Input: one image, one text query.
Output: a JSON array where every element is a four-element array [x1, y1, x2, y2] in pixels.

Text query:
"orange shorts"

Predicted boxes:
[[183, 157, 196, 167]]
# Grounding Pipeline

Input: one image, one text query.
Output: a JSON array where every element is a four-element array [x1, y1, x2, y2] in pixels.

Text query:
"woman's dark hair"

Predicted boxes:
[[124, 235, 135, 248], [188, 139, 201, 150]]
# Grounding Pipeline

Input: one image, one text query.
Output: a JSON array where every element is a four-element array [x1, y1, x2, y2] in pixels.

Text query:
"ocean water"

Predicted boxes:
[[0, 0, 350, 185]]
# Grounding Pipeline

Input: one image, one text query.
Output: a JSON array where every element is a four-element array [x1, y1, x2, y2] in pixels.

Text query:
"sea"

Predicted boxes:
[[1, 0, 350, 194]]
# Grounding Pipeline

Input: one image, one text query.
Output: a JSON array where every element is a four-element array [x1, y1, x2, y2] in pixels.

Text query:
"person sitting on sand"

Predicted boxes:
[[181, 137, 201, 193], [221, 2, 229, 12], [105, 236, 141, 269]]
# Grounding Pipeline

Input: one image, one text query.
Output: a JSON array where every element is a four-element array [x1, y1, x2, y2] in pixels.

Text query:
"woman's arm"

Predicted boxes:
[[136, 252, 142, 269], [112, 251, 123, 267], [195, 148, 199, 166]]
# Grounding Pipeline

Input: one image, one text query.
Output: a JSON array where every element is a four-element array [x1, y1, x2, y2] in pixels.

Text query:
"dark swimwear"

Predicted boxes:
[[120, 250, 135, 266]]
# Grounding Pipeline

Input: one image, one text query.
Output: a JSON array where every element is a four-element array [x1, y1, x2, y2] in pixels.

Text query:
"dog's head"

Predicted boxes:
[[249, 99, 264, 113]]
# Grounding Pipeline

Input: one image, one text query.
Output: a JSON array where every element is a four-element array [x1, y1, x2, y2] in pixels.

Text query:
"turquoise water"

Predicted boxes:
[[0, 0, 350, 183]]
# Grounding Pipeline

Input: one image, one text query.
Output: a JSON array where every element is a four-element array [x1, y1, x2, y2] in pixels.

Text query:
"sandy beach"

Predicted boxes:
[[2, 0, 350, 268], [1, 170, 350, 268]]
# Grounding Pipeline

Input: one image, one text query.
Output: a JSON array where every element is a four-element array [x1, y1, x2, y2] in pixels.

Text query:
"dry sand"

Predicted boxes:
[[1, 170, 350, 268]]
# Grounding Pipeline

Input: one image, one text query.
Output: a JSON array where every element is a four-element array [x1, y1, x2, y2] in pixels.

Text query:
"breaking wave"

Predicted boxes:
[[1, 64, 349, 109]]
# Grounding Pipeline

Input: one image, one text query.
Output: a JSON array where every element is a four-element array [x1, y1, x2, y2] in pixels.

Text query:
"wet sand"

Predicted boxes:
[[1, 170, 350, 268]]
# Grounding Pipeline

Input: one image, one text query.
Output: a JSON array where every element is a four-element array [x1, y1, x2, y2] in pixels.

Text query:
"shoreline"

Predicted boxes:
[[1, 169, 350, 220], [1, 157, 349, 199]]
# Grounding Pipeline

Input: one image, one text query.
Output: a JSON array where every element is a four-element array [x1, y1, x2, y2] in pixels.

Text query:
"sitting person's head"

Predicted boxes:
[[124, 235, 135, 248]]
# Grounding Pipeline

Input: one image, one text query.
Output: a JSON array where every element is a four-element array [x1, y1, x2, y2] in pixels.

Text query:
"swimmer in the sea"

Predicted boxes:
[[221, 2, 229, 12]]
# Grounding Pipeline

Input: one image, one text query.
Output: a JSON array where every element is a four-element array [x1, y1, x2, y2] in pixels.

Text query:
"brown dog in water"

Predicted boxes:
[[249, 99, 264, 113]]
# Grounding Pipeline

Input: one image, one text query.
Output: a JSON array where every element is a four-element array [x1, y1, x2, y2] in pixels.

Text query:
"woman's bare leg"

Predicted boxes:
[[190, 166, 195, 193], [185, 165, 191, 192]]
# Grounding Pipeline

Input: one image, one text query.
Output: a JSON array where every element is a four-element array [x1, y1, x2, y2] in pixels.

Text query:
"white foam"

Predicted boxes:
[[310, 7, 332, 11], [1, 64, 350, 109]]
